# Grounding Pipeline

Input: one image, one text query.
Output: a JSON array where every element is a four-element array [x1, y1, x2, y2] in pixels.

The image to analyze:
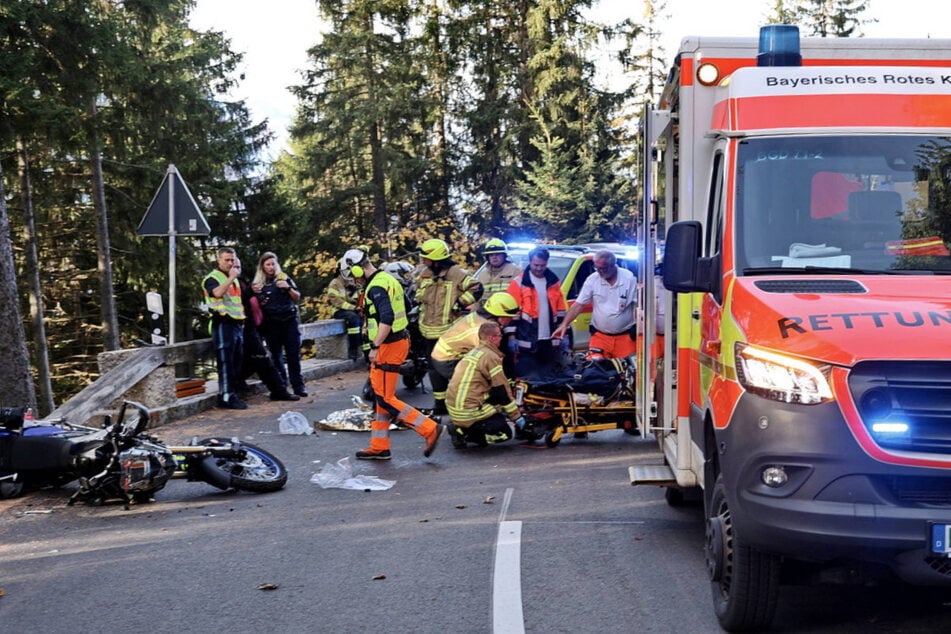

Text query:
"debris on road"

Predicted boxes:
[[311, 457, 396, 491]]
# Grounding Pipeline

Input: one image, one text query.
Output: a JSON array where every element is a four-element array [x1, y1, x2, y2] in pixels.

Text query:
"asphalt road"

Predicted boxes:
[[3, 369, 951, 633]]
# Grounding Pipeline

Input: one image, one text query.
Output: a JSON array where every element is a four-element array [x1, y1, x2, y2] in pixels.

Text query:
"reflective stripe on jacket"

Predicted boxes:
[[432, 312, 487, 362], [506, 269, 566, 350], [328, 275, 362, 311], [203, 269, 245, 320], [475, 261, 521, 308], [416, 264, 482, 339], [445, 343, 518, 426], [365, 271, 408, 341]]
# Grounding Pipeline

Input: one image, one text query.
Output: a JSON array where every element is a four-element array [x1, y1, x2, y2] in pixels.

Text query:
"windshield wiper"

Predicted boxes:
[[743, 266, 934, 276]]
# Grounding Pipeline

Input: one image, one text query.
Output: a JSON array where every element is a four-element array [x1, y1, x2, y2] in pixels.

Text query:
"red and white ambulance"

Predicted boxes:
[[634, 26, 951, 630]]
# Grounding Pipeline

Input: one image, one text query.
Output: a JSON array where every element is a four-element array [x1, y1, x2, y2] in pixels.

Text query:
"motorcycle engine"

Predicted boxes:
[[119, 447, 175, 493]]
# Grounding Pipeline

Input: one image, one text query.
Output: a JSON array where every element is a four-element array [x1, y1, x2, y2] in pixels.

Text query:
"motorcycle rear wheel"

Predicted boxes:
[[195, 438, 288, 493], [0, 480, 24, 499]]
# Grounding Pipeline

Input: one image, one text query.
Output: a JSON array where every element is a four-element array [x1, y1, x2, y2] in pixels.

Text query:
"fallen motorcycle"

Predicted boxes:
[[0, 400, 287, 508]]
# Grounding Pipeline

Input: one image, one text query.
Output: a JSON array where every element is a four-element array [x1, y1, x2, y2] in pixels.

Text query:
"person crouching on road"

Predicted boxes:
[[445, 321, 526, 449], [552, 250, 637, 360], [203, 247, 247, 410], [340, 249, 443, 460]]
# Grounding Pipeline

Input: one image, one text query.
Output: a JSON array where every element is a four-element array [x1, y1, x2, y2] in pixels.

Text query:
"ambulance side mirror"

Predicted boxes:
[[662, 221, 719, 297]]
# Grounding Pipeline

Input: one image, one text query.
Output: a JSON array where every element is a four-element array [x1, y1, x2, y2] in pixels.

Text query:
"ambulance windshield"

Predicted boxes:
[[736, 135, 951, 274]]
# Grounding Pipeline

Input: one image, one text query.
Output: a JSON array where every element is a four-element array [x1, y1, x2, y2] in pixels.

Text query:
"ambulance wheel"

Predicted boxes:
[[664, 486, 685, 507], [544, 431, 561, 448], [706, 475, 780, 631]]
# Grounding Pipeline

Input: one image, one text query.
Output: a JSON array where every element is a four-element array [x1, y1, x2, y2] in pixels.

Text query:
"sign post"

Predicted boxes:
[[136, 164, 211, 344]]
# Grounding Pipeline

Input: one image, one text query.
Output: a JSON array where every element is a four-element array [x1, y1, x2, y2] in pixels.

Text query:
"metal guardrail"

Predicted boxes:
[[50, 319, 350, 427]]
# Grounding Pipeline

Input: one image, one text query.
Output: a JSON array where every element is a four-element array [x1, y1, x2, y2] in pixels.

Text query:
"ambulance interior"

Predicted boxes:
[[736, 135, 951, 274]]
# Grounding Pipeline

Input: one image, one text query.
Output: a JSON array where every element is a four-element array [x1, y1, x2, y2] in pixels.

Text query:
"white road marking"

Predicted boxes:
[[493, 488, 525, 634]]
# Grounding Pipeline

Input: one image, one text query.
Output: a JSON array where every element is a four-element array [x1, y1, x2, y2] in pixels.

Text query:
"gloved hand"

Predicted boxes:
[[513, 416, 526, 431]]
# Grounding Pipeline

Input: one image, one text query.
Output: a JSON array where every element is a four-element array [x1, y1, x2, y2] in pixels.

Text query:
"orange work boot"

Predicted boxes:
[[423, 424, 444, 458]]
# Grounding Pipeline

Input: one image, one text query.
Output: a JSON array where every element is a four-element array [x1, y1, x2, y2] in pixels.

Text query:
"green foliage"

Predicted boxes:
[[11, 0, 870, 402], [1, 0, 269, 401], [782, 0, 873, 36]]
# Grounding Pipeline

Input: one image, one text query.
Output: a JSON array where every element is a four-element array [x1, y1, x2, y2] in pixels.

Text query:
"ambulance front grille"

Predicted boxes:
[[883, 476, 951, 505], [849, 361, 951, 455], [753, 279, 866, 294]]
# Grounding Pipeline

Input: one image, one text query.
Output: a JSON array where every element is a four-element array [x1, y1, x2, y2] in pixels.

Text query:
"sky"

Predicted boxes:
[[189, 0, 951, 159]]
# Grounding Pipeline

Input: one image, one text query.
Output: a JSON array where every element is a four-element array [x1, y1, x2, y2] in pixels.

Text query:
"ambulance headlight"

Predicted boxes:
[[735, 343, 833, 405]]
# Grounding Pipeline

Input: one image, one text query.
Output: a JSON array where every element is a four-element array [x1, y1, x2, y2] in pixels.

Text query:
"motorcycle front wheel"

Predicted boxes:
[[195, 438, 288, 493]]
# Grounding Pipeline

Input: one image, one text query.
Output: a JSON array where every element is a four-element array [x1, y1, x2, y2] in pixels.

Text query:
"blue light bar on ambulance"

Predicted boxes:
[[757, 24, 802, 67]]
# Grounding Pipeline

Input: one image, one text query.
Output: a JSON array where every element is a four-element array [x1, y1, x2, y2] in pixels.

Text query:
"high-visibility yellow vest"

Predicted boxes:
[[203, 270, 245, 320], [365, 272, 408, 341]]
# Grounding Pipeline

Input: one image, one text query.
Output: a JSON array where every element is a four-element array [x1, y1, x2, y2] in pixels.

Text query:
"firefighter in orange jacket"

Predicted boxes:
[[506, 245, 567, 379], [339, 249, 443, 460]]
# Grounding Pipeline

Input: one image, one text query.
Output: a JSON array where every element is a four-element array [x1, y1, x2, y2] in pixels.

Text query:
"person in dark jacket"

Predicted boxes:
[[237, 277, 300, 402], [253, 252, 307, 397], [506, 246, 568, 379]]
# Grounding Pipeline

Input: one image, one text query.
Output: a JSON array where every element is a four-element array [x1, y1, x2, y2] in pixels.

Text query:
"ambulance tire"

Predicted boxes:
[[664, 486, 685, 506], [706, 475, 780, 632]]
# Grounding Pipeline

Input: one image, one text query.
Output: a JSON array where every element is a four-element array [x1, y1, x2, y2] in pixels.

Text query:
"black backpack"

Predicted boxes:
[[570, 358, 627, 398]]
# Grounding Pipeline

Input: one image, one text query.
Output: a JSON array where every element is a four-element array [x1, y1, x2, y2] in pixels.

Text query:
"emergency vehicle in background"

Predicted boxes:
[[633, 25, 951, 630]]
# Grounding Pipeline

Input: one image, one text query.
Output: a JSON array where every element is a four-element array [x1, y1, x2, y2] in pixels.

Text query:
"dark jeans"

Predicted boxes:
[[456, 414, 514, 446], [333, 309, 363, 359], [514, 339, 562, 380], [241, 324, 288, 396], [262, 317, 304, 392], [212, 318, 244, 403]]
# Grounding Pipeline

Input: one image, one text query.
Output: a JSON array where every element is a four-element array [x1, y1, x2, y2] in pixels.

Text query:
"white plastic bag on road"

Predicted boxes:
[[310, 457, 396, 491], [278, 411, 314, 435]]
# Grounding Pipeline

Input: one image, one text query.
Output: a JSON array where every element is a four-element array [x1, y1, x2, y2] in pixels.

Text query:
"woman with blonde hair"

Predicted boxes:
[[253, 252, 307, 397]]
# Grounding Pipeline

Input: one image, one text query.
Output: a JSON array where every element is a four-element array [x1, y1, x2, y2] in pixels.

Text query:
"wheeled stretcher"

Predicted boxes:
[[514, 358, 641, 447]]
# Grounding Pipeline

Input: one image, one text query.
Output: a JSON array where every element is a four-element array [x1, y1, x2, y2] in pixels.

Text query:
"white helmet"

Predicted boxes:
[[383, 261, 414, 286], [340, 248, 368, 279]]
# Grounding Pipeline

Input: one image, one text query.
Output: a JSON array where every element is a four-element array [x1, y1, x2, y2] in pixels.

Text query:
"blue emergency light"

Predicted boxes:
[[757, 25, 802, 67]]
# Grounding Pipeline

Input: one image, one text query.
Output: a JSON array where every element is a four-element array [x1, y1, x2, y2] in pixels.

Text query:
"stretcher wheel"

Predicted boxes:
[[545, 430, 561, 447]]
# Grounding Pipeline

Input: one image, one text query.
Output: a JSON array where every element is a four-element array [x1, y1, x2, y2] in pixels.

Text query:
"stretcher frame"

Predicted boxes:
[[514, 360, 642, 447]]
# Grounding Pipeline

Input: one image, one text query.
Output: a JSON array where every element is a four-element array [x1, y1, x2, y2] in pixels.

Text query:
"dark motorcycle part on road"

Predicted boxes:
[[0, 400, 288, 508]]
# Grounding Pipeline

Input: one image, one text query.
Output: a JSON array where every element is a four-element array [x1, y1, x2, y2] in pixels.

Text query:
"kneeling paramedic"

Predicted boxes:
[[340, 249, 443, 460], [445, 321, 526, 449]]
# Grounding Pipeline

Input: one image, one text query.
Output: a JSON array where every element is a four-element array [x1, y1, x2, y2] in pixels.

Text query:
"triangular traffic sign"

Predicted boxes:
[[137, 164, 211, 236]]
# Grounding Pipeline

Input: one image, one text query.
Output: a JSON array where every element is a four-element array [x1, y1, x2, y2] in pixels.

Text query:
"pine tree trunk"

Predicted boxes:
[[0, 159, 38, 408], [89, 96, 120, 351], [16, 138, 56, 414]]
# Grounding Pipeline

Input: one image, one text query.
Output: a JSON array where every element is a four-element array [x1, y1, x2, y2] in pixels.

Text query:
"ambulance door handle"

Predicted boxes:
[[691, 310, 700, 320], [702, 340, 721, 356]]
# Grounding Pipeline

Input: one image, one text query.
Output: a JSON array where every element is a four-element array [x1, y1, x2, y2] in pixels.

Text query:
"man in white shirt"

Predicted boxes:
[[553, 250, 637, 359]]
